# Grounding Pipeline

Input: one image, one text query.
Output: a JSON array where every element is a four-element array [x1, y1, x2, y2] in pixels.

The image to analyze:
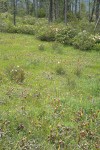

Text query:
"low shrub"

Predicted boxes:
[[55, 65, 66, 75], [7, 65, 25, 83], [3, 24, 35, 35], [37, 8, 46, 18], [38, 44, 45, 51], [93, 34, 100, 44], [78, 19, 95, 33], [52, 42, 62, 54], [56, 25, 77, 45], [37, 25, 57, 41], [5, 24, 17, 33], [0, 21, 7, 32], [15, 25, 35, 35], [22, 16, 36, 25], [93, 43, 100, 51], [0, 12, 12, 21], [73, 31, 95, 50]]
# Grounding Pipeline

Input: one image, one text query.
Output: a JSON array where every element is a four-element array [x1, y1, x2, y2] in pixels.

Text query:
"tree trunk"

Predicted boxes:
[[13, 0, 16, 26], [89, 0, 91, 20], [75, 0, 78, 15], [55, 0, 59, 19], [64, 0, 67, 25], [90, 0, 96, 22], [96, 0, 100, 21], [79, 0, 81, 17], [35, 0, 38, 17], [25, 0, 29, 15], [49, 0, 53, 22], [32, 0, 35, 16]]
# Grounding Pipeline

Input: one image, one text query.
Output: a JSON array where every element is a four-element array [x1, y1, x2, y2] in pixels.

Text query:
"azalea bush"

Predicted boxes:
[[15, 25, 35, 35], [78, 19, 95, 33], [5, 24, 35, 35], [73, 31, 95, 50], [0, 20, 7, 32], [93, 43, 100, 51], [37, 25, 58, 41], [22, 16, 36, 25], [92, 34, 100, 44], [56, 25, 77, 45]]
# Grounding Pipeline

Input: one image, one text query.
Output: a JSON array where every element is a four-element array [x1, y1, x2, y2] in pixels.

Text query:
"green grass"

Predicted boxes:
[[0, 32, 100, 150]]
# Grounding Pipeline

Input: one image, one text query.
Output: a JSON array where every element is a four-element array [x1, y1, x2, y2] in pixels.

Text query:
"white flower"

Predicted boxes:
[[56, 28, 58, 32], [83, 30, 86, 33]]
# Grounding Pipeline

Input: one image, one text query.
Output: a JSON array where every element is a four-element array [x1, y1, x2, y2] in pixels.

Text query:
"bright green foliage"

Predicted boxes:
[[22, 16, 36, 25], [37, 8, 46, 18], [56, 25, 77, 45], [0, 13, 100, 51], [0, 33, 100, 149], [93, 43, 100, 51], [73, 31, 95, 50], [37, 25, 56, 41]]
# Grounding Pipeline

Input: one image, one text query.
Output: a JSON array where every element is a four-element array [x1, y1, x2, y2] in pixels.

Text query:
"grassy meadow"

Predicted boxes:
[[0, 32, 100, 149]]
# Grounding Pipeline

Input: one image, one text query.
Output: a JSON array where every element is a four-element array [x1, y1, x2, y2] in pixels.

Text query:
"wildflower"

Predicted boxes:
[[56, 28, 58, 32], [11, 69, 14, 72]]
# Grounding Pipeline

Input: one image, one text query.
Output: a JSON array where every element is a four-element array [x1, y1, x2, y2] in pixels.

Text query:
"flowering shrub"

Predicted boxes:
[[93, 44, 100, 51], [78, 19, 95, 33], [37, 25, 58, 41], [56, 25, 77, 45], [73, 31, 95, 50], [0, 21, 7, 32], [22, 16, 36, 25], [7, 65, 25, 83], [5, 24, 35, 35], [15, 25, 35, 34], [91, 34, 100, 44]]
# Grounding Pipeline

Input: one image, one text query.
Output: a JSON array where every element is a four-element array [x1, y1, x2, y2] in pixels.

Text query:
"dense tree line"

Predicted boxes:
[[0, 0, 100, 25]]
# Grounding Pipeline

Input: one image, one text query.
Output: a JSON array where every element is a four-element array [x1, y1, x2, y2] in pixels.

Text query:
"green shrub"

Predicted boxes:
[[22, 16, 36, 25], [15, 25, 35, 34], [52, 42, 62, 54], [7, 65, 25, 83], [37, 25, 57, 41], [0, 20, 7, 32], [4, 24, 35, 35], [55, 65, 66, 75], [56, 25, 77, 45], [73, 31, 95, 50], [6, 24, 17, 33], [0, 12, 12, 21], [37, 8, 46, 18], [78, 19, 95, 33], [93, 34, 100, 44], [38, 44, 45, 51], [93, 44, 100, 51]]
